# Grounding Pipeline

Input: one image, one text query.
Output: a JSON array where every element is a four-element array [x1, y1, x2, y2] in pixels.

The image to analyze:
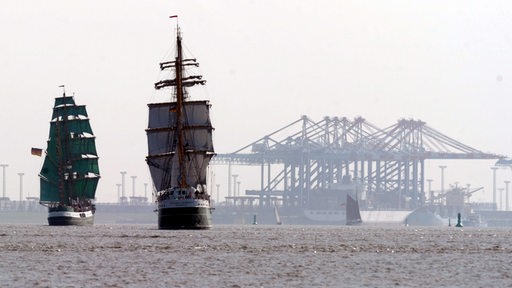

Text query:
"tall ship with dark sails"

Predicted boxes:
[[33, 88, 100, 225], [146, 18, 215, 229]]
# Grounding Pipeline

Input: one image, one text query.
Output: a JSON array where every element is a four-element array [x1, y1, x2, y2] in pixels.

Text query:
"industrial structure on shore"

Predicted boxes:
[[1, 115, 508, 225], [213, 115, 503, 220]]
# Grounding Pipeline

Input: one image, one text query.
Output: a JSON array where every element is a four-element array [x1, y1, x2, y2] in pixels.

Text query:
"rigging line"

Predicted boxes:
[[181, 43, 211, 99]]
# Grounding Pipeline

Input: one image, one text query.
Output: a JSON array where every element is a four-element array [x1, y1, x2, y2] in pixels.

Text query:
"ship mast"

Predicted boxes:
[[174, 28, 188, 189], [57, 87, 67, 205], [153, 20, 207, 190]]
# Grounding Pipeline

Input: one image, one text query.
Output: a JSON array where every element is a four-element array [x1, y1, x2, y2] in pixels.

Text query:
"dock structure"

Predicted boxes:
[[213, 116, 503, 211]]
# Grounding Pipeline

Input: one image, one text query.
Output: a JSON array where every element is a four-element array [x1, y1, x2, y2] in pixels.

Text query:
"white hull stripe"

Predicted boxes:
[[48, 211, 94, 218], [158, 199, 210, 209]]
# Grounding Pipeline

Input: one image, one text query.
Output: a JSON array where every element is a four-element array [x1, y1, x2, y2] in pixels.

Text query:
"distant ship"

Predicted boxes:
[[33, 88, 100, 225], [213, 175, 362, 226], [299, 175, 362, 225], [146, 19, 215, 229], [404, 185, 487, 227]]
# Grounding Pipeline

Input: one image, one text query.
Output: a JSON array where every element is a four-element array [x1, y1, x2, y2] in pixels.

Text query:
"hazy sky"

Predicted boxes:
[[0, 1, 511, 205]]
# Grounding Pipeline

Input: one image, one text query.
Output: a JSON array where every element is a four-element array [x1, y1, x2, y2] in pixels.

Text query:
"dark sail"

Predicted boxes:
[[346, 194, 362, 225]]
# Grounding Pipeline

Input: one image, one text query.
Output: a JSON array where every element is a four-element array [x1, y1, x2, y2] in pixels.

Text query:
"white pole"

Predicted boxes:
[[505, 181, 510, 211], [491, 167, 498, 208], [0, 164, 8, 199], [18, 173, 24, 201], [499, 188, 504, 211], [439, 165, 447, 194], [120, 171, 127, 202], [232, 174, 238, 204]]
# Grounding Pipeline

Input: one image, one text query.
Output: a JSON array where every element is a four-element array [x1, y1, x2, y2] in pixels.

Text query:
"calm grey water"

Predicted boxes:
[[1, 224, 512, 287]]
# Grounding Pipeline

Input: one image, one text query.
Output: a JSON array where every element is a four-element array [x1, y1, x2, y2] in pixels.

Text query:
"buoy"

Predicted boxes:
[[455, 212, 463, 227]]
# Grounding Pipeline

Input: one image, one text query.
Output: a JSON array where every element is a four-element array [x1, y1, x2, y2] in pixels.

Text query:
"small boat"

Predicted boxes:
[[146, 18, 215, 229], [34, 87, 100, 225], [274, 205, 282, 225]]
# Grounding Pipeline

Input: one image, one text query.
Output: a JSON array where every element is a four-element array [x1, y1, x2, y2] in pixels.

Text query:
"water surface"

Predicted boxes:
[[1, 224, 511, 287]]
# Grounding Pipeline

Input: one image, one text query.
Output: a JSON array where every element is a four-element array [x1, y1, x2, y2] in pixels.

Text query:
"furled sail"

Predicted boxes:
[[39, 95, 100, 204]]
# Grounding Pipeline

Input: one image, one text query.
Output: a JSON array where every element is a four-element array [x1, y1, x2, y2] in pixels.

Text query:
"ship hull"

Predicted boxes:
[[157, 198, 212, 229], [303, 209, 346, 223], [158, 206, 212, 229], [213, 192, 362, 226], [47, 207, 94, 226]]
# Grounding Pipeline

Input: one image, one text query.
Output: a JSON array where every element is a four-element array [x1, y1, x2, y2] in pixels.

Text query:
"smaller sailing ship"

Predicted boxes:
[[303, 175, 362, 225], [33, 87, 100, 225], [146, 18, 215, 229], [346, 188, 362, 225]]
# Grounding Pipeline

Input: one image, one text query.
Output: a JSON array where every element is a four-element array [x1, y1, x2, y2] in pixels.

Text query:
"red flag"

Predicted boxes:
[[31, 148, 43, 157], [169, 15, 178, 18]]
